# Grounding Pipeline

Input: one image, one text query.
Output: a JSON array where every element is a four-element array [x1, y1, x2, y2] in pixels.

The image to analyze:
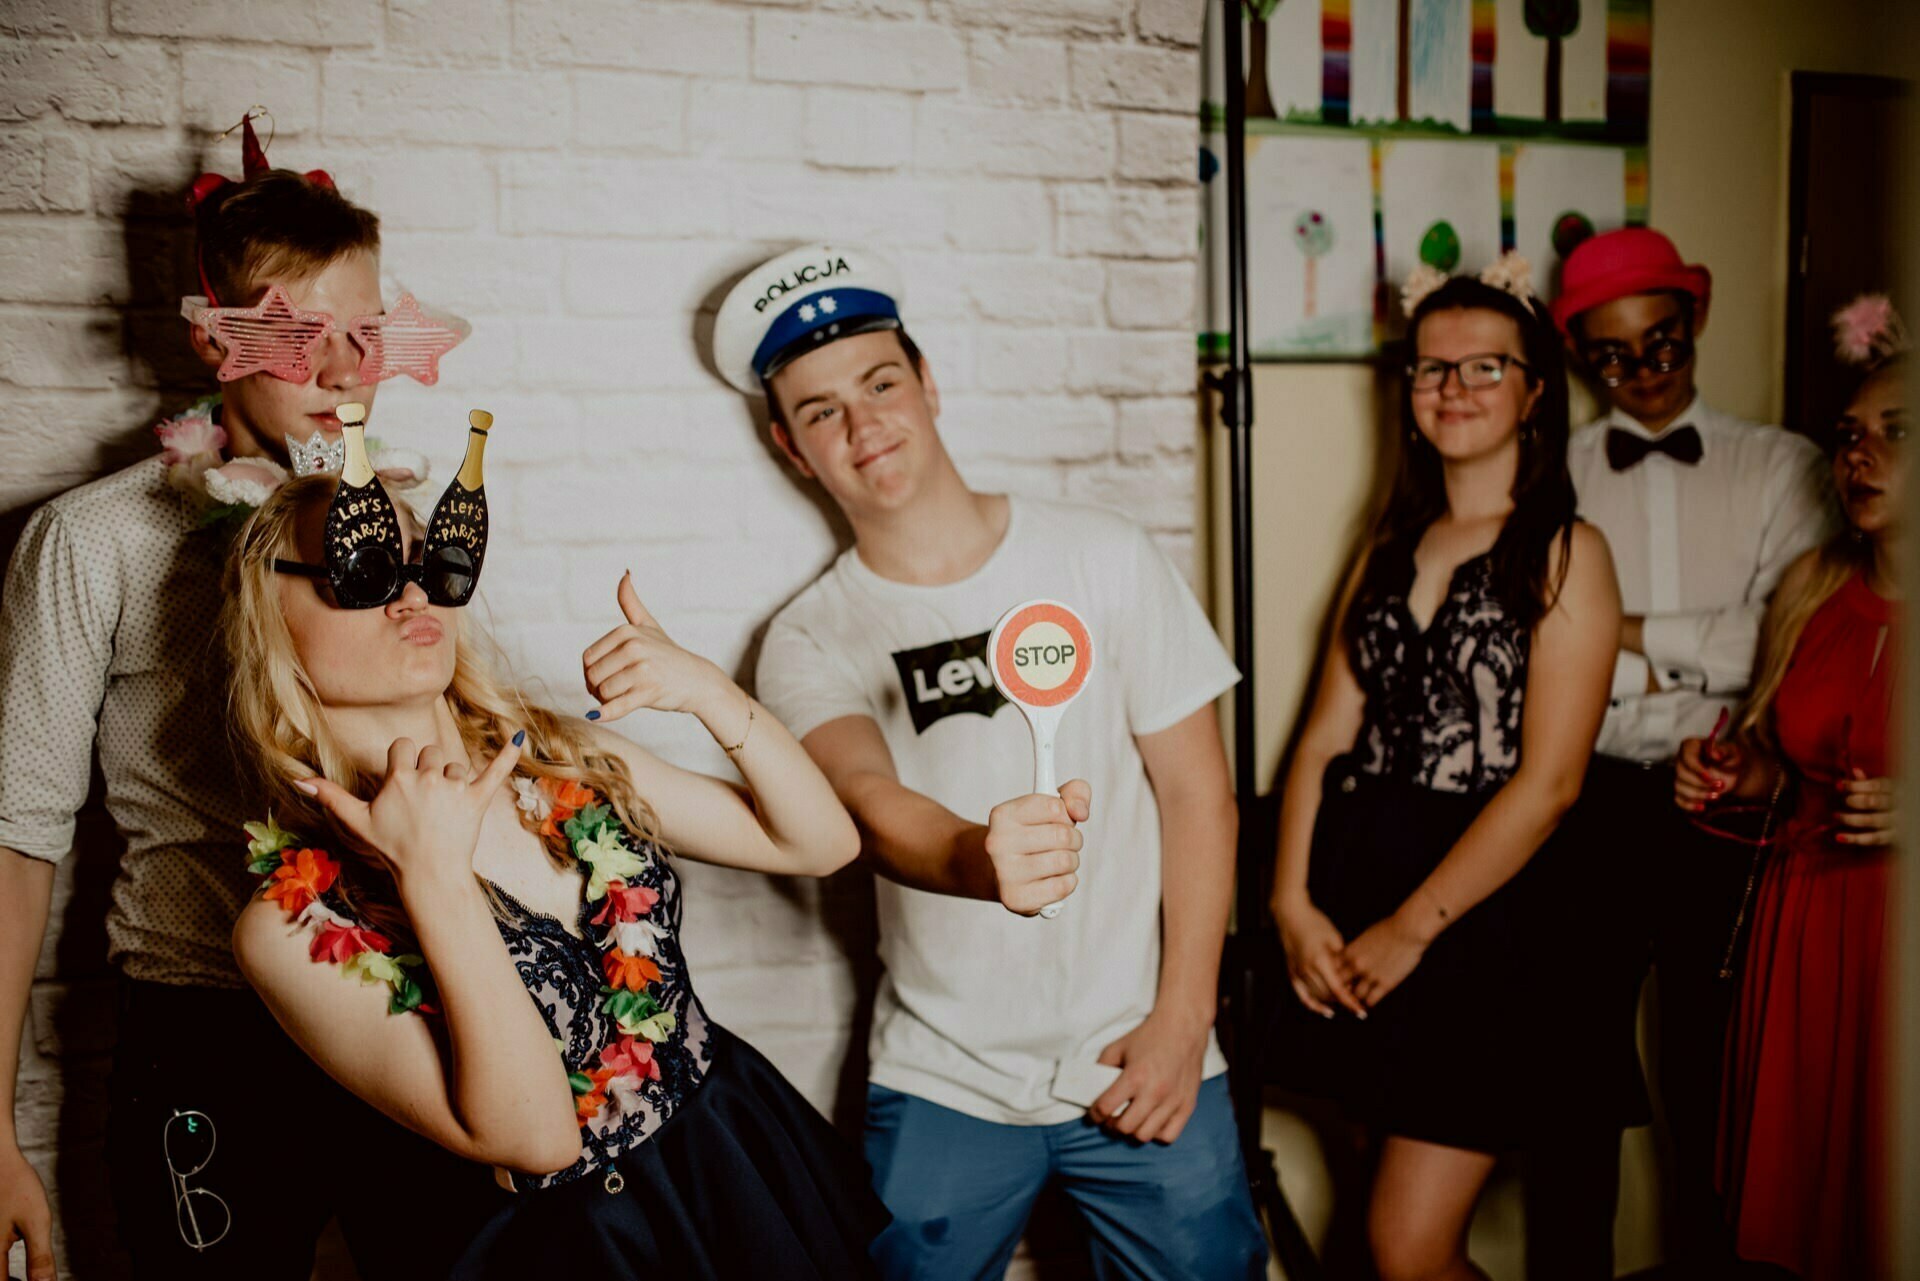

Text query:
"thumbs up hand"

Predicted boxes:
[[582, 572, 733, 723]]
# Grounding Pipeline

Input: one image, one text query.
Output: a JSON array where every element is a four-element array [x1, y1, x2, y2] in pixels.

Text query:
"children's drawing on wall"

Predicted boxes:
[[1207, 134, 1376, 357], [1206, 0, 1649, 141], [1343, 0, 1473, 131], [1511, 142, 1626, 296], [1241, 0, 1325, 122], [1198, 0, 1651, 358], [1496, 0, 1610, 124], [1380, 139, 1501, 290]]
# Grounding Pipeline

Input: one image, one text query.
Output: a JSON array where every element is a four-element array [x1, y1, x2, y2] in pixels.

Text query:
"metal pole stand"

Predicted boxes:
[[1208, 2, 1323, 1276]]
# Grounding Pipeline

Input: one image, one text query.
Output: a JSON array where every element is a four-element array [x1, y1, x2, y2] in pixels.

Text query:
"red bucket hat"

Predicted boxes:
[[1550, 227, 1712, 334]]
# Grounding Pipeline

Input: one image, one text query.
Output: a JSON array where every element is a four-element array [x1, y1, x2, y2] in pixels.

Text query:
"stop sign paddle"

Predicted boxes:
[[987, 599, 1095, 920]]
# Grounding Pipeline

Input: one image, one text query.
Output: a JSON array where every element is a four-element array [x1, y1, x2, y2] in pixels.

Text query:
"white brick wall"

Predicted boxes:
[[0, 3, 1206, 1277]]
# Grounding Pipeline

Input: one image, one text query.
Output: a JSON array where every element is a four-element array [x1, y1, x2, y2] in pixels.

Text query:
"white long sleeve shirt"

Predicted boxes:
[[1568, 399, 1837, 763]]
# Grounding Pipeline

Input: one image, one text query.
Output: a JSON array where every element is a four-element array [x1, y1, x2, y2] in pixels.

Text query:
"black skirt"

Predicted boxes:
[[453, 1027, 889, 1279], [1269, 757, 1647, 1152]]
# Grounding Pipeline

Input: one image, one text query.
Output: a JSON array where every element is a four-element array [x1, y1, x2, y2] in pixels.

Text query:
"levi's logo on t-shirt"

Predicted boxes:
[[891, 632, 1009, 734]]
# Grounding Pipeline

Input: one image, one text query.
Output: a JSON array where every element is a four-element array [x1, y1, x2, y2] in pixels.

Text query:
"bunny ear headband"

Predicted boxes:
[[1401, 250, 1536, 318], [1832, 294, 1908, 368]]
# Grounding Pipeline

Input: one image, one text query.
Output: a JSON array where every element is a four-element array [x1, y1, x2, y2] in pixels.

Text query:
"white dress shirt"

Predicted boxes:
[[1568, 398, 1837, 763]]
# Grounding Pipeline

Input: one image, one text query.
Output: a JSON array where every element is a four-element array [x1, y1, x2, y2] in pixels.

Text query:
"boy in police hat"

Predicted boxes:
[[719, 245, 1266, 1280], [1524, 227, 1834, 1279]]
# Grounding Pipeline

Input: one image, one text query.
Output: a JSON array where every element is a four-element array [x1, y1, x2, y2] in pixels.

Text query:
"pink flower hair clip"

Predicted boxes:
[[1831, 294, 1907, 367]]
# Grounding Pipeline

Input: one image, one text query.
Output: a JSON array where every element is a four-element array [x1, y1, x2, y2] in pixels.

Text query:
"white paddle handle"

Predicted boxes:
[[1030, 722, 1064, 920]]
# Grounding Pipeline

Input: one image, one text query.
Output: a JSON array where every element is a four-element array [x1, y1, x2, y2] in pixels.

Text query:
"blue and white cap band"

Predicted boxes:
[[713, 244, 907, 394]]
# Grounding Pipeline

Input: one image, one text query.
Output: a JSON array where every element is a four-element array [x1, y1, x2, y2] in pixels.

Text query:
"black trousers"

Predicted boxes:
[[105, 978, 505, 1281], [1524, 755, 1752, 1280]]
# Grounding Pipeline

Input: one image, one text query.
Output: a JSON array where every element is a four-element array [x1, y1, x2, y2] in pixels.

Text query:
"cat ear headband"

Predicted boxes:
[[1401, 250, 1536, 318], [273, 404, 492, 610]]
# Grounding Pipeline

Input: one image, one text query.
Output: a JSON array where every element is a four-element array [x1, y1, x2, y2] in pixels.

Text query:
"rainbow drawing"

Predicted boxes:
[[1498, 145, 1517, 251], [1470, 0, 1498, 131], [1322, 0, 1353, 126], [1606, 0, 1653, 142], [1623, 147, 1650, 224], [1370, 139, 1387, 333]]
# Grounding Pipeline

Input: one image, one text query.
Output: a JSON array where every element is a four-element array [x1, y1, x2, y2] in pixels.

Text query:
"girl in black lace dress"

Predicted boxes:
[[222, 468, 886, 1279], [1269, 270, 1627, 1280]]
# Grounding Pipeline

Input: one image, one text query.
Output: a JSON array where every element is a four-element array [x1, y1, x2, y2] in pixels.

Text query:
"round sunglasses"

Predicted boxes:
[[1581, 335, 1693, 388]]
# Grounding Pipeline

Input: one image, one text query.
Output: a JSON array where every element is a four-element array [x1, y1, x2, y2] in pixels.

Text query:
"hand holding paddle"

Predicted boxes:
[[987, 600, 1095, 919]]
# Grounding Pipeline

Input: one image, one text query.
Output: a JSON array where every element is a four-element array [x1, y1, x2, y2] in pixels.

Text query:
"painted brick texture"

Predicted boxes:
[[0, 3, 1206, 1278]]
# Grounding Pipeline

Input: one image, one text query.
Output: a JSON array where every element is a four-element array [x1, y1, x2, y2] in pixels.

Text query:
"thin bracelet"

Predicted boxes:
[[720, 703, 754, 755], [1416, 883, 1451, 926]]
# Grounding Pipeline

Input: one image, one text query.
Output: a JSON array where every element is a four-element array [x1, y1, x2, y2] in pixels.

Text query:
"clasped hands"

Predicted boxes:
[[1276, 897, 1434, 1019]]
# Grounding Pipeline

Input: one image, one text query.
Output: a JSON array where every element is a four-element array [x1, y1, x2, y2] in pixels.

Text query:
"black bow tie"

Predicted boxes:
[[1607, 425, 1703, 471]]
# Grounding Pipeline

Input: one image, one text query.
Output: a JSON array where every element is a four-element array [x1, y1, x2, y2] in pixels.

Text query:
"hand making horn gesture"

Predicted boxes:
[[582, 573, 738, 723], [296, 734, 524, 882]]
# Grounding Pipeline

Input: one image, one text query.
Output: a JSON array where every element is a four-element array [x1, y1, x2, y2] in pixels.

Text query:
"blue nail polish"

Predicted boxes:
[[512, 729, 526, 747], [586, 709, 601, 721]]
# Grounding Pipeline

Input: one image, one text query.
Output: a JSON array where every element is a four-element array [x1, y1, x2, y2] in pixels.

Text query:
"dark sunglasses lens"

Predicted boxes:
[[164, 1112, 215, 1176], [1592, 355, 1628, 386], [1648, 339, 1690, 374], [339, 545, 400, 608], [424, 546, 476, 605]]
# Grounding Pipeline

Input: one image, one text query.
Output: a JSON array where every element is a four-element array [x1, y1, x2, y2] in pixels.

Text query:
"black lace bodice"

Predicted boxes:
[[488, 832, 713, 1191], [1350, 547, 1529, 794]]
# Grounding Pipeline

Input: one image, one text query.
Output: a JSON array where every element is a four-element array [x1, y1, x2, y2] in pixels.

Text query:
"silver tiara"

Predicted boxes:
[[288, 430, 346, 478]]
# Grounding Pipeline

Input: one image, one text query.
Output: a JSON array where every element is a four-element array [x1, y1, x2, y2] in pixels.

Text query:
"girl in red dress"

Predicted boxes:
[[1675, 297, 1905, 1280]]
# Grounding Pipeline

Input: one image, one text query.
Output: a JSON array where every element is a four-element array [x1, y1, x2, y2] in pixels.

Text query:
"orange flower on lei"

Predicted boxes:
[[603, 948, 661, 991], [574, 1066, 617, 1123], [263, 848, 340, 916], [538, 777, 596, 840]]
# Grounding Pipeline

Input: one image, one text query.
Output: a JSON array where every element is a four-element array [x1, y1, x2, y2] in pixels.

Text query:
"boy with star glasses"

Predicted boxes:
[[0, 119, 491, 1281]]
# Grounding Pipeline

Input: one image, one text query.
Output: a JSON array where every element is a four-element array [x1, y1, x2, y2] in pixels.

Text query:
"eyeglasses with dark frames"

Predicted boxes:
[[1406, 352, 1533, 392]]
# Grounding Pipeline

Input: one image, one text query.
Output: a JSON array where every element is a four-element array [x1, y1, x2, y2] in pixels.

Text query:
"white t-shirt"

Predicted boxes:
[[757, 497, 1239, 1125]]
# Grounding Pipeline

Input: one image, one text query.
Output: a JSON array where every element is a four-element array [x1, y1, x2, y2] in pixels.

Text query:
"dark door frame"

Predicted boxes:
[[1784, 70, 1906, 433]]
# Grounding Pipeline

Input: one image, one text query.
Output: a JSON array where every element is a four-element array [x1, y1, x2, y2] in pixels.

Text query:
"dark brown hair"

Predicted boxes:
[[1345, 276, 1577, 655]]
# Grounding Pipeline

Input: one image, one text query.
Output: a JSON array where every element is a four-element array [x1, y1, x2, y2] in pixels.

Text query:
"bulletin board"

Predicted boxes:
[[1199, 0, 1653, 360]]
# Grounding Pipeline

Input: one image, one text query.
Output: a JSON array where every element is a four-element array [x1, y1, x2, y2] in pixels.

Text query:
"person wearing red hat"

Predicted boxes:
[[1524, 227, 1836, 1279]]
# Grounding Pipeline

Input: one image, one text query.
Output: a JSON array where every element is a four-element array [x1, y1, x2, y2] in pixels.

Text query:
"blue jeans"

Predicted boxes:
[[864, 1075, 1267, 1280]]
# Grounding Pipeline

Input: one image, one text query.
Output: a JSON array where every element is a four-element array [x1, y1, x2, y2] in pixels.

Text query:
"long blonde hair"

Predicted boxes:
[[1741, 357, 1903, 743], [222, 474, 659, 943], [1736, 536, 1868, 746]]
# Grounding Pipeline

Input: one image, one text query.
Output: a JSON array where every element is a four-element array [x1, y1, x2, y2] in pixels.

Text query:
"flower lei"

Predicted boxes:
[[157, 394, 429, 528], [245, 814, 436, 1013], [247, 774, 677, 1129], [158, 396, 288, 528]]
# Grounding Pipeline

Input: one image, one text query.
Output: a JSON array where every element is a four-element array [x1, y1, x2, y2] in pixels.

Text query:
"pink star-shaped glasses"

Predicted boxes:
[[180, 284, 469, 385]]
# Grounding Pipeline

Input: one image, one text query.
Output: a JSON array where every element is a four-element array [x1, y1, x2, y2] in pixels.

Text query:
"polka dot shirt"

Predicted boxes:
[[0, 454, 256, 988]]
